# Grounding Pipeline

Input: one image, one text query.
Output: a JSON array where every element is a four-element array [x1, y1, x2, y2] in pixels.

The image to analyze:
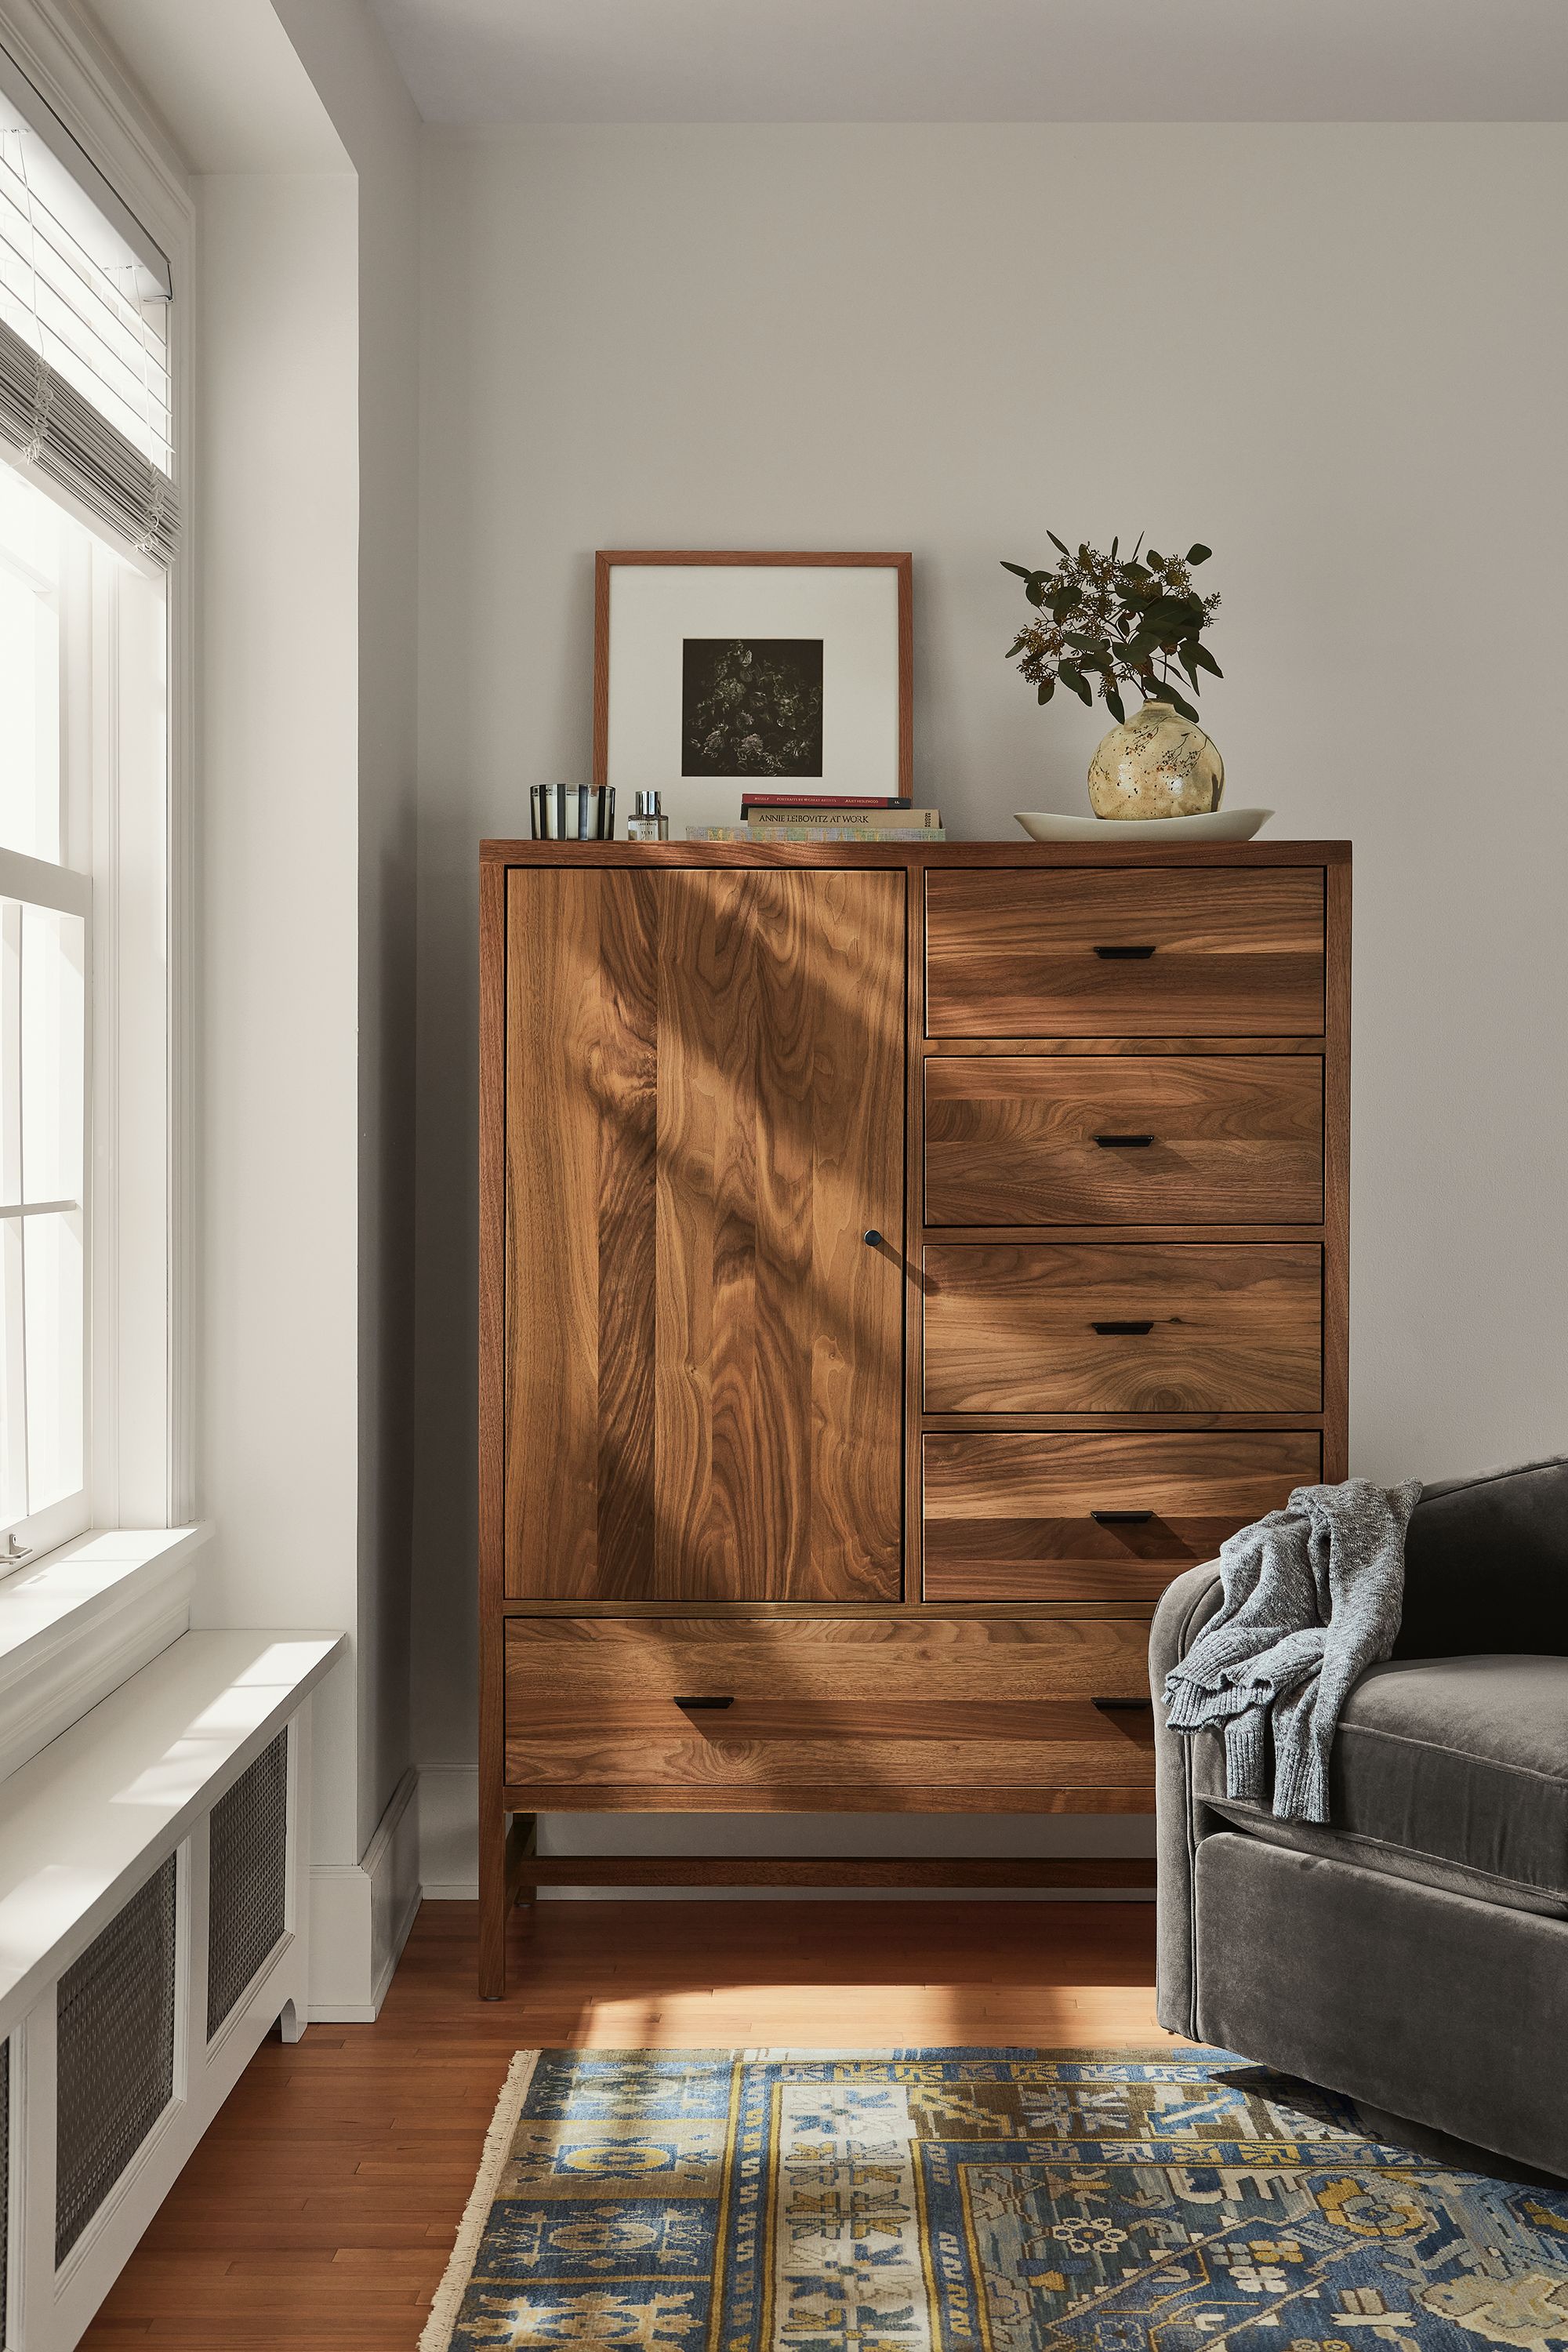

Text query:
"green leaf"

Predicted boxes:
[[1005, 635, 1030, 659], [1036, 677, 1055, 705], [1186, 543, 1212, 564], [1162, 684, 1200, 721], [1190, 644, 1223, 677], [1105, 685, 1126, 724], [1001, 561, 1033, 578], [1064, 630, 1108, 652], [1146, 596, 1201, 632], [1057, 662, 1094, 706], [1047, 530, 1070, 557], [1025, 580, 1046, 607]]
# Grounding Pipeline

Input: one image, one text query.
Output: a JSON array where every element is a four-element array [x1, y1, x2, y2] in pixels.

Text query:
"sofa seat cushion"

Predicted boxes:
[[1196, 1654, 1568, 1918]]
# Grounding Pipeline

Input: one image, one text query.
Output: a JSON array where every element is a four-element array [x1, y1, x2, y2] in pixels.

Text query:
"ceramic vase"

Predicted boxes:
[[1087, 699, 1224, 820]]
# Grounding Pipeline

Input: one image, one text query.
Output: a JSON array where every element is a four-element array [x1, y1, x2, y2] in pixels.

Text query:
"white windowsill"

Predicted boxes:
[[0, 1523, 211, 1783]]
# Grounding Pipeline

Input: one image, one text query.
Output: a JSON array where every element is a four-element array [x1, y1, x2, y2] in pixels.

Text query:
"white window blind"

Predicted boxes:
[[0, 47, 176, 564]]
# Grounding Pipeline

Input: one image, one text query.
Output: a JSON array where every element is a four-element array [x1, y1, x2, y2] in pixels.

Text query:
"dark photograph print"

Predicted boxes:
[[681, 637, 825, 777]]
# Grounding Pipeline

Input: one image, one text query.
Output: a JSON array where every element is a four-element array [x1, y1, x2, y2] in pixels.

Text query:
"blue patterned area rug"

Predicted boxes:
[[419, 2046, 1568, 2352]]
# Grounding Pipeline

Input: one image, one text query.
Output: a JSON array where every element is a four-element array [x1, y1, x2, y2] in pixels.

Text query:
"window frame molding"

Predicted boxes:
[[0, 0, 195, 1574]]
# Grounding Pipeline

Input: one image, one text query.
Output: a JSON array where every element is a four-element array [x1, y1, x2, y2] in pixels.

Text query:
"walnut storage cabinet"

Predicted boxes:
[[478, 839, 1349, 1992]]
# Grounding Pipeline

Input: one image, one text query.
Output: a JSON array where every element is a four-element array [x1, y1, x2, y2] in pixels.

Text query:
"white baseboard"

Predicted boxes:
[[415, 1762, 1156, 1900], [309, 1765, 421, 2019]]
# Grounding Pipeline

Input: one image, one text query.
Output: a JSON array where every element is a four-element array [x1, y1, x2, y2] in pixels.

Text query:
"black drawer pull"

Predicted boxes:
[[1094, 1133, 1154, 1149], [674, 1696, 735, 1710], [863, 1229, 884, 1247], [1091, 1509, 1155, 1525], [1094, 944, 1157, 960], [1092, 1320, 1153, 1336]]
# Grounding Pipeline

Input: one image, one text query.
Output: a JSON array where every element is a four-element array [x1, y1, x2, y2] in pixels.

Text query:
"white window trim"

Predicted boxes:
[[0, 0, 195, 1718], [0, 1519, 209, 1779]]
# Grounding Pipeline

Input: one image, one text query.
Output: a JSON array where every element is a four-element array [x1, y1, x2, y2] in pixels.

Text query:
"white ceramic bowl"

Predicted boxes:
[[1014, 808, 1272, 844]]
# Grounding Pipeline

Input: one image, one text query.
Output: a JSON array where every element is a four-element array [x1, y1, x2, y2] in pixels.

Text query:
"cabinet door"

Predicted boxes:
[[504, 865, 906, 1602]]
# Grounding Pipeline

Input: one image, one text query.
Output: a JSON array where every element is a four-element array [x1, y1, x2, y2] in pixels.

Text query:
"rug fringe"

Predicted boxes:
[[419, 2047, 540, 2352]]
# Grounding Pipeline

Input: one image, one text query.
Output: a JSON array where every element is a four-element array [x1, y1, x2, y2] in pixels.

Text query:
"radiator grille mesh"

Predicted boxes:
[[207, 1730, 288, 2040], [56, 1853, 177, 2267]]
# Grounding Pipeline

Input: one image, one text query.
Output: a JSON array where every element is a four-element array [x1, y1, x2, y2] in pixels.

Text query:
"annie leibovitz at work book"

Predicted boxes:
[[691, 790, 946, 843]]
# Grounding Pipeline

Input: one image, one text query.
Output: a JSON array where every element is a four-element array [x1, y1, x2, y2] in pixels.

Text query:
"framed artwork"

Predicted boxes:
[[593, 550, 913, 800]]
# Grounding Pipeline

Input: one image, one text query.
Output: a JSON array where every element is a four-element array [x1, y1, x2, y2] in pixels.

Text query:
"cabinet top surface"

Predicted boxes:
[[481, 838, 1351, 868]]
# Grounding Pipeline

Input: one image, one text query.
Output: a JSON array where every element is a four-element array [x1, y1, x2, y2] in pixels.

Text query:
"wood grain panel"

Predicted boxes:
[[514, 1698, 1144, 1743], [503, 1612, 1153, 1703], [1323, 858, 1352, 1478], [927, 867, 1325, 1036], [923, 1243, 1323, 1413], [504, 1728, 1153, 1792], [502, 1783, 1156, 1814], [923, 1428, 1320, 1602], [505, 1617, 1156, 1801], [504, 866, 906, 1602], [512, 1856, 1159, 1887], [505, 867, 605, 1599], [924, 1055, 1323, 1226]]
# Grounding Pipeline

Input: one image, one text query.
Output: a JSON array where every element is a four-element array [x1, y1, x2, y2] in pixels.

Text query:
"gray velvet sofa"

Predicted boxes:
[[1152, 1454, 1568, 2180]]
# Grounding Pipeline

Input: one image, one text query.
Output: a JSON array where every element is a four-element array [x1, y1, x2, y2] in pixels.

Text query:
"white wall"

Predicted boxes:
[[194, 165, 364, 1865], [412, 121, 1568, 1882], [105, 0, 423, 1991], [271, 0, 423, 1860]]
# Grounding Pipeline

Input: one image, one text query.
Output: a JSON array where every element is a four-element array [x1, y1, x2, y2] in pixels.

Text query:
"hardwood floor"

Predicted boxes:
[[84, 1893, 1161, 2348]]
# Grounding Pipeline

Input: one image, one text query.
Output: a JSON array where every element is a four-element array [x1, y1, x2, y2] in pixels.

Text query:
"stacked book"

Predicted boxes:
[[687, 793, 944, 843]]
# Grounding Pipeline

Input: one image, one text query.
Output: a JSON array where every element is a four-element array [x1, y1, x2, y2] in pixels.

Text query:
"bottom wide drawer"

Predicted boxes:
[[503, 1615, 1155, 1806], [923, 1429, 1321, 1603]]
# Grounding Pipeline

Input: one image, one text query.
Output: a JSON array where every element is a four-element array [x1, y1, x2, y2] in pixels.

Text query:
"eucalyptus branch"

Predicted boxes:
[[1003, 534, 1221, 727]]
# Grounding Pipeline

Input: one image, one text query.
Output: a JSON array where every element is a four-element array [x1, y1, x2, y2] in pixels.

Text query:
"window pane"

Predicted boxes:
[[0, 896, 16, 1206], [22, 1207, 82, 1512], [0, 1217, 22, 1522], [0, 470, 61, 864], [20, 902, 84, 1205]]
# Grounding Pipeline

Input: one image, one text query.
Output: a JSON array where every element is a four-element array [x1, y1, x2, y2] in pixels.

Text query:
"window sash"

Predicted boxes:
[[0, 844, 89, 1557]]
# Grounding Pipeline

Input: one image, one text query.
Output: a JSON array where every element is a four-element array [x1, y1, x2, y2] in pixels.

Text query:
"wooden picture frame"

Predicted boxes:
[[593, 549, 913, 800]]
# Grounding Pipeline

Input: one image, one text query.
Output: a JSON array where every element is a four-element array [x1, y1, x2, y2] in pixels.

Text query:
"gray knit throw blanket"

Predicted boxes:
[[1162, 1477, 1422, 1824]]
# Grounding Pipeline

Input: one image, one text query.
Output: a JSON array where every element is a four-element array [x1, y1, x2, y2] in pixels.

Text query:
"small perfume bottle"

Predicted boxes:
[[625, 788, 669, 842]]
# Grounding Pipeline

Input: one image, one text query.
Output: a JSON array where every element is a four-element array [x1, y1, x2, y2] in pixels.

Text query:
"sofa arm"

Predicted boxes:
[[1393, 1456, 1568, 1661], [1150, 1562, 1226, 2038]]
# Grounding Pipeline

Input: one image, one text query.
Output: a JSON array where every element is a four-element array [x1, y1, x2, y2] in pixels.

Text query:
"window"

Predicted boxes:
[[0, 36, 183, 1574], [0, 457, 166, 1563]]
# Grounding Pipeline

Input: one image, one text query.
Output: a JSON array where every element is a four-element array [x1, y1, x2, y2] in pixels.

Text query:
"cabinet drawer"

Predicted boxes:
[[503, 1615, 1155, 1805], [926, 868, 1325, 1037], [925, 1055, 1323, 1227], [923, 1429, 1320, 1602], [924, 1243, 1323, 1413]]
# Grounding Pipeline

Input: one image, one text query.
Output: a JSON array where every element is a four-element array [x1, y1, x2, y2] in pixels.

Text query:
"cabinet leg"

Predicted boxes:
[[511, 1813, 539, 1911], [480, 1812, 539, 1998], [479, 1809, 512, 2000]]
